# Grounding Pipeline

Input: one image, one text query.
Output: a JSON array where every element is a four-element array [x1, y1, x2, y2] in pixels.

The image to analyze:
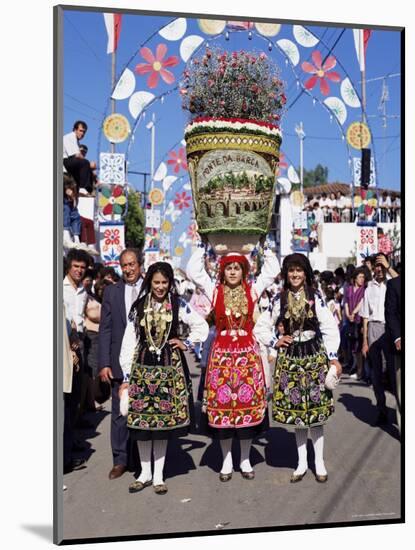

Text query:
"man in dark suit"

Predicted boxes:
[[385, 275, 401, 432], [98, 249, 143, 479]]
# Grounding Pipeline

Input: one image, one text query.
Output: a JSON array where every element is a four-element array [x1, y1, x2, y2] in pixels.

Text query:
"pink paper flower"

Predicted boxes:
[[277, 151, 288, 172], [167, 147, 188, 174], [174, 191, 191, 210], [301, 50, 340, 96], [135, 44, 179, 89]]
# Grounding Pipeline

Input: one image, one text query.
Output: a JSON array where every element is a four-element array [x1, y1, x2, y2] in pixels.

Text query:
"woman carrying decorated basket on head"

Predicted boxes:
[[254, 253, 341, 483], [187, 244, 280, 481], [118, 262, 208, 495]]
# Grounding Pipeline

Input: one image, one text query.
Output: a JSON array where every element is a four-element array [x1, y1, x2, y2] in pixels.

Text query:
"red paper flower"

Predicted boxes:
[[301, 51, 341, 96], [174, 191, 191, 210], [277, 151, 288, 172], [135, 44, 179, 89], [104, 228, 121, 246], [167, 147, 188, 173]]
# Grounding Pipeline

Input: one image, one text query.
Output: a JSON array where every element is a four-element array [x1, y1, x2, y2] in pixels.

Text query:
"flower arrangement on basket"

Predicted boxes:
[[181, 48, 286, 254], [180, 48, 286, 123]]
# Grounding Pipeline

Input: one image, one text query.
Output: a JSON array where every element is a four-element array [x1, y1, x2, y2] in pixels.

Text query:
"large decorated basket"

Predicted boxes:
[[181, 48, 285, 254]]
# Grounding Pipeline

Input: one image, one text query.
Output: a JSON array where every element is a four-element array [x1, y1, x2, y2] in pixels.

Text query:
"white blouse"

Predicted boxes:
[[186, 245, 281, 305], [119, 297, 209, 382], [253, 291, 340, 359]]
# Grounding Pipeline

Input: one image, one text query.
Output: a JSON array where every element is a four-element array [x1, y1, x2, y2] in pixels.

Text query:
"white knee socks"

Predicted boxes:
[[153, 439, 168, 486], [294, 428, 308, 475], [310, 425, 327, 476], [239, 439, 253, 473], [136, 440, 152, 483], [219, 438, 233, 474]]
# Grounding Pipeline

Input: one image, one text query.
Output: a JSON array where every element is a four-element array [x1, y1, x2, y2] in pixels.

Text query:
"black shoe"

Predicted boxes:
[[64, 458, 87, 474], [375, 411, 388, 426]]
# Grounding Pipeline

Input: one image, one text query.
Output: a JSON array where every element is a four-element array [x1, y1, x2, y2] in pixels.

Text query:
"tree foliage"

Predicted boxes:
[[124, 190, 145, 249], [300, 164, 329, 188]]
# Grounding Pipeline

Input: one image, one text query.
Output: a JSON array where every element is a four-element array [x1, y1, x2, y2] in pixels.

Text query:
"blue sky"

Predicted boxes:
[[62, 8, 402, 263]]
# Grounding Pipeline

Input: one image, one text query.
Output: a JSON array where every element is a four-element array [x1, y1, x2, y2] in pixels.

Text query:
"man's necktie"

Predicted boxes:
[[131, 284, 139, 304]]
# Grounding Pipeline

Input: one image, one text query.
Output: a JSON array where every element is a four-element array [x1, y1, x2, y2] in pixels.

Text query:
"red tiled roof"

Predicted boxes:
[[303, 182, 401, 197]]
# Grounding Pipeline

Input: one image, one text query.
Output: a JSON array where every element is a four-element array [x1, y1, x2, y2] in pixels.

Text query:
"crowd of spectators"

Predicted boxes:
[[302, 190, 401, 224]]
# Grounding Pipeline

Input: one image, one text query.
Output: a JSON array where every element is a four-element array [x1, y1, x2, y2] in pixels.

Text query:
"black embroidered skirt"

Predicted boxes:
[[272, 337, 334, 428], [127, 343, 194, 441]]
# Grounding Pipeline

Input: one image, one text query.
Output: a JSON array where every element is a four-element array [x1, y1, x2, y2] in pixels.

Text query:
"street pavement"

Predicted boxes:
[[62, 352, 401, 541]]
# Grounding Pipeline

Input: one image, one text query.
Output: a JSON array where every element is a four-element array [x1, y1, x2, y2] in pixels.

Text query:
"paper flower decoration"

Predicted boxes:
[[167, 147, 188, 173], [174, 191, 191, 210], [135, 44, 179, 89], [276, 151, 288, 172], [99, 185, 127, 216], [103, 228, 121, 246], [302, 51, 341, 96], [187, 222, 199, 241]]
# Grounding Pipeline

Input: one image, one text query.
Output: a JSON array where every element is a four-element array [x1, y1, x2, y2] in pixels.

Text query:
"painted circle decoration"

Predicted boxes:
[[149, 188, 164, 206], [254, 23, 281, 37], [161, 220, 173, 233], [103, 114, 131, 143], [291, 190, 304, 207], [197, 19, 226, 35], [174, 246, 184, 256], [346, 121, 371, 150]]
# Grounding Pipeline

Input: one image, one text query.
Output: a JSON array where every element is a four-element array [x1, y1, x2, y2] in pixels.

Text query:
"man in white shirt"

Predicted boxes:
[[63, 120, 95, 194], [312, 202, 324, 252], [98, 248, 143, 480], [63, 248, 91, 472], [361, 260, 397, 425]]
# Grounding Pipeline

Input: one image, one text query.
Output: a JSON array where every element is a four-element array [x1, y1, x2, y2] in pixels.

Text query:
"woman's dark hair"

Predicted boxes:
[[351, 267, 367, 284], [281, 253, 314, 289], [99, 266, 117, 281], [362, 265, 373, 282], [138, 262, 176, 301], [64, 174, 78, 206], [334, 267, 345, 280], [94, 278, 113, 302], [345, 263, 356, 283], [325, 287, 335, 301], [82, 268, 95, 281]]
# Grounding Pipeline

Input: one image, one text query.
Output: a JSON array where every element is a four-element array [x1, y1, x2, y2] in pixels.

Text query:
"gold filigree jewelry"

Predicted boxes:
[[141, 294, 173, 360], [223, 284, 248, 336], [286, 287, 312, 336], [224, 285, 248, 318]]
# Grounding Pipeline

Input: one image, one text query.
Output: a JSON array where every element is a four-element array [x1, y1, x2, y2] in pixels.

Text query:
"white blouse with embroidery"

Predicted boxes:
[[119, 297, 209, 382], [253, 292, 340, 359]]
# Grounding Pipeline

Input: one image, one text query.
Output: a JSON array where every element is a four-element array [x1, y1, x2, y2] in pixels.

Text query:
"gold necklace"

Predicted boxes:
[[140, 294, 173, 359], [224, 284, 248, 318], [285, 287, 313, 334]]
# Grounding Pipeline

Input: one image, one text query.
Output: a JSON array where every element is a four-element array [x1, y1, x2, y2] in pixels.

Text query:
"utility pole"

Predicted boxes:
[[295, 122, 305, 195]]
